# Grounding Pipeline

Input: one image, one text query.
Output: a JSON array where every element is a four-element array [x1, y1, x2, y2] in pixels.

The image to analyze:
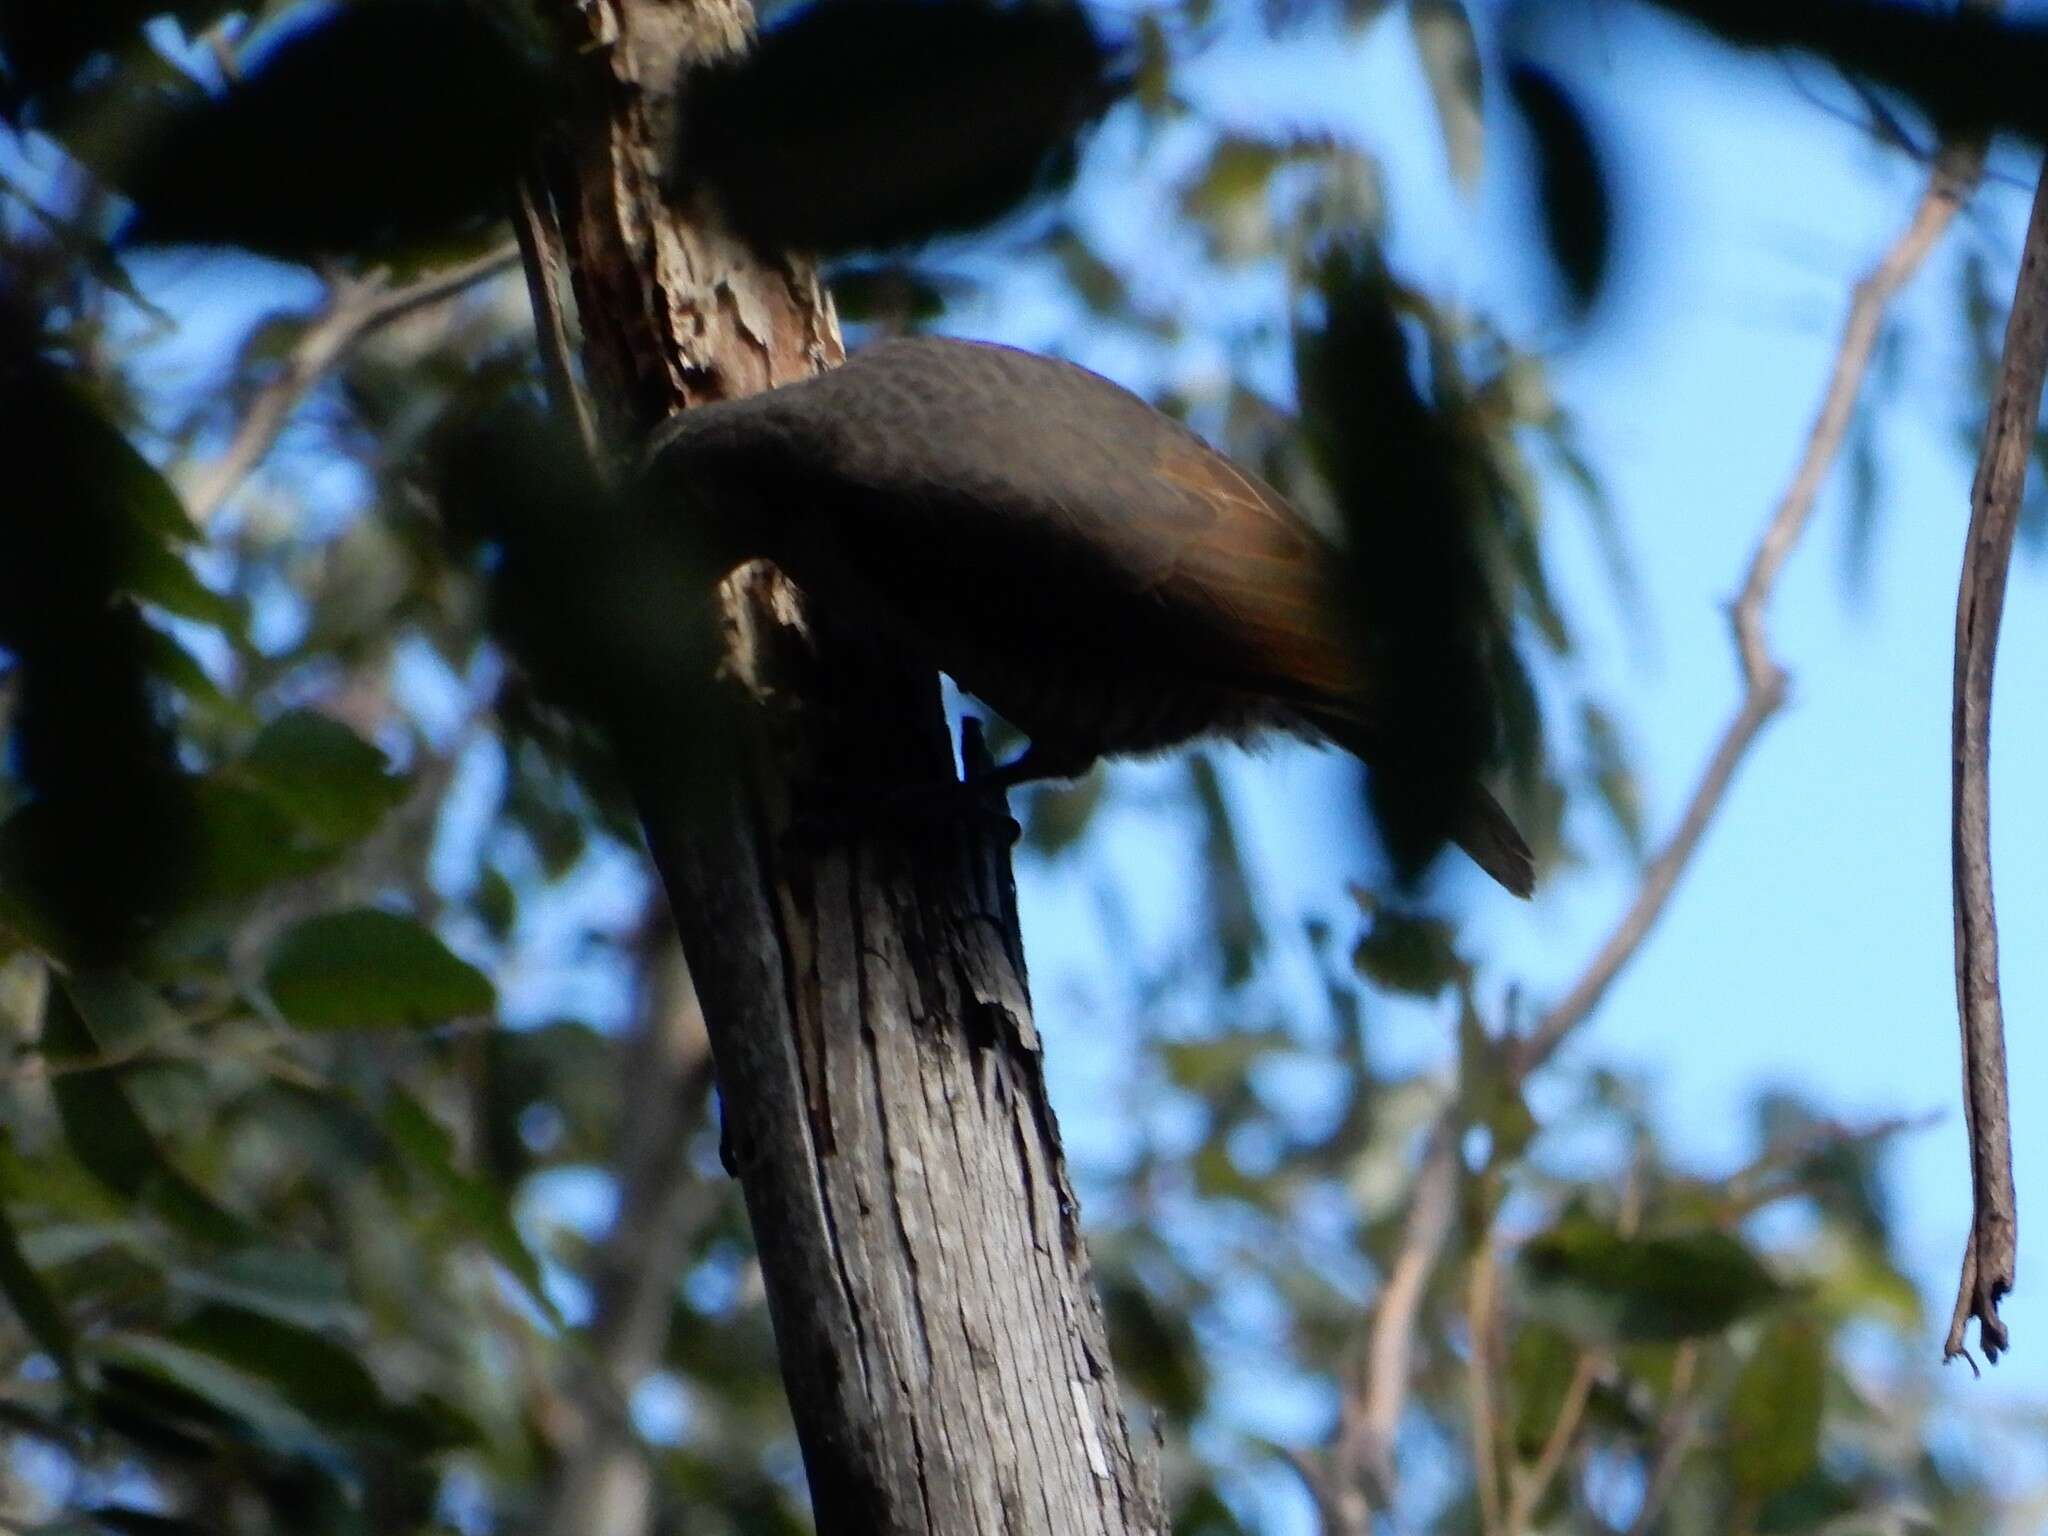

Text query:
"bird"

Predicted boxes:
[[641, 335, 1535, 897]]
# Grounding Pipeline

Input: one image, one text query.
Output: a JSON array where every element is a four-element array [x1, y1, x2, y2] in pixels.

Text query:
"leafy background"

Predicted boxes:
[[1, 0, 2047, 1532]]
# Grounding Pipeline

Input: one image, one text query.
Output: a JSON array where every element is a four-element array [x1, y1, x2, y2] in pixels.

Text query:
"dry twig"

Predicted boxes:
[[1944, 158, 2048, 1366], [180, 243, 520, 525], [1522, 139, 1984, 1073], [1507, 1351, 1600, 1534], [1464, 1240, 1507, 1536], [1325, 1115, 1457, 1528], [1622, 1343, 1701, 1536], [512, 168, 603, 465]]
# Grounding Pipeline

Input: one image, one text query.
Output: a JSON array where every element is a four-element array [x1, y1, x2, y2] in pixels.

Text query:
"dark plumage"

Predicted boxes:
[[643, 336, 1534, 896]]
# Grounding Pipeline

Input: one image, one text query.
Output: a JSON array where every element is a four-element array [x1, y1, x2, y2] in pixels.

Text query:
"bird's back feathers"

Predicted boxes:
[[647, 336, 1535, 895]]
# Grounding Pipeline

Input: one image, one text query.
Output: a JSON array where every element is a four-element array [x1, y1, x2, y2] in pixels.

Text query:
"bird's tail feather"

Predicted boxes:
[[1455, 783, 1535, 899], [1302, 709, 1536, 897]]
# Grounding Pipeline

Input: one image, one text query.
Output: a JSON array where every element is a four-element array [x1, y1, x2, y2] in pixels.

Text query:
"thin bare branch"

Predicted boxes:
[[537, 914, 715, 1536], [179, 243, 520, 525], [1508, 1351, 1600, 1534], [1334, 1115, 1457, 1522], [1520, 139, 1985, 1074], [1622, 1344, 1701, 1536], [1944, 158, 2048, 1366], [513, 167, 603, 465], [1464, 1240, 1507, 1536], [1278, 1447, 1347, 1536]]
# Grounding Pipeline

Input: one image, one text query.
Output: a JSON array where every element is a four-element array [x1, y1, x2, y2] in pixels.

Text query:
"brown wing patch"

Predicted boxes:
[[1145, 431, 1364, 706], [772, 337, 1373, 717]]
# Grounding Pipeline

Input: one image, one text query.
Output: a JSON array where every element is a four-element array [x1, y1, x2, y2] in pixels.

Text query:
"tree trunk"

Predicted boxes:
[[521, 3, 1168, 1531]]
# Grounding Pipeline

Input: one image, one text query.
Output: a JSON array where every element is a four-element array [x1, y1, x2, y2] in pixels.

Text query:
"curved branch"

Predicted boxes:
[[1332, 1114, 1456, 1525], [1520, 140, 1984, 1074], [180, 243, 520, 526], [1944, 156, 2048, 1366]]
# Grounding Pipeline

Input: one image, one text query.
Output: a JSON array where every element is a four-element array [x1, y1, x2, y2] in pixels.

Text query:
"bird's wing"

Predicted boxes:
[[1136, 423, 1362, 705], [777, 337, 1369, 711]]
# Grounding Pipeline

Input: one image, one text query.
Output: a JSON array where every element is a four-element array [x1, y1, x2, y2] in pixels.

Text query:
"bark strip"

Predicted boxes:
[[1945, 158, 2048, 1366]]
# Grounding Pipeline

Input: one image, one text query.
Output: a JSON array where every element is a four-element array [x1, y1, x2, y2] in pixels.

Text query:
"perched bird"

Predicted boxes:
[[643, 336, 1534, 896]]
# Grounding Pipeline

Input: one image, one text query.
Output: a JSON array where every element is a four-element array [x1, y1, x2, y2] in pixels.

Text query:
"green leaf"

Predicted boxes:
[[1580, 703, 1644, 856], [1352, 903, 1464, 997], [119, 1, 549, 261], [264, 909, 493, 1031], [1519, 1219, 1789, 1343], [382, 1090, 560, 1325], [826, 262, 962, 324], [1100, 1275, 1208, 1425], [187, 779, 337, 903], [1180, 135, 1336, 263], [1508, 64, 1612, 313], [1022, 768, 1106, 855], [1412, 0, 1484, 188], [1755, 1469, 1861, 1535], [1458, 991, 1535, 1163], [236, 710, 407, 845], [473, 866, 517, 941], [1157, 1029, 1292, 1095], [118, 536, 240, 628], [168, 1304, 388, 1433], [95, 1332, 332, 1458], [66, 970, 184, 1054], [89, 1507, 217, 1536], [1730, 1318, 1826, 1502], [1507, 1323, 1580, 1457], [42, 981, 246, 1246], [0, 1195, 80, 1387], [49, 373, 197, 544], [1191, 756, 1262, 986], [169, 1247, 355, 1332]]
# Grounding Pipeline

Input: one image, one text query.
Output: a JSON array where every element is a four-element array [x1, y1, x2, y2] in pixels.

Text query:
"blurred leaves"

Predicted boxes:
[[381, 1090, 558, 1325], [1181, 134, 1376, 264], [434, 399, 739, 812], [1729, 1318, 1826, 1501], [676, 0, 1121, 255], [1412, 0, 1485, 189], [1579, 702, 1644, 855], [1295, 246, 1537, 884], [1101, 1274, 1209, 1425], [1520, 1219, 1789, 1342], [264, 909, 492, 1032], [41, 981, 247, 1246], [1616, 0, 2048, 145], [1021, 766, 1107, 854], [1507, 62, 1611, 314], [1351, 896, 1463, 996], [0, 357, 210, 962], [0, 0, 239, 130], [117, 0, 550, 260], [1191, 756, 1263, 984], [233, 710, 407, 847], [0, 1196, 79, 1385], [828, 262, 969, 327]]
